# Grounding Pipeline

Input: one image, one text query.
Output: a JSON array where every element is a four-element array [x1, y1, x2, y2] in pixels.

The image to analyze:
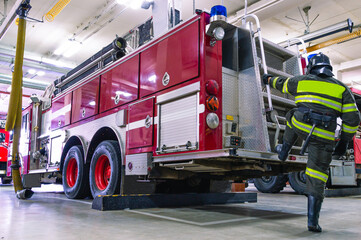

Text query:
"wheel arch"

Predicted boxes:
[[85, 126, 124, 165], [60, 135, 87, 173]]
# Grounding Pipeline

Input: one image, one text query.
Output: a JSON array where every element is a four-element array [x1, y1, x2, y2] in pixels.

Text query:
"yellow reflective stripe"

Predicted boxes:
[[342, 123, 358, 134], [272, 77, 278, 89], [307, 167, 328, 178], [306, 169, 328, 183], [287, 121, 292, 128], [295, 95, 342, 112], [291, 116, 335, 140], [342, 103, 358, 113], [297, 80, 345, 99], [282, 78, 290, 94]]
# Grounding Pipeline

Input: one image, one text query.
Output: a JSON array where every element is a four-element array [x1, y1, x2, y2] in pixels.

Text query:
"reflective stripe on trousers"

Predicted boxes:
[[291, 116, 335, 141], [306, 167, 328, 183]]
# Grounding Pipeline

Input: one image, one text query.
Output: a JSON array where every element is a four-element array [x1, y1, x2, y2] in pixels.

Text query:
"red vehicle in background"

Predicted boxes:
[[0, 120, 11, 184]]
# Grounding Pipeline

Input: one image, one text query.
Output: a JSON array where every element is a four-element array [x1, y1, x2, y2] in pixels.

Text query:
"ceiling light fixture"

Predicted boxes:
[[28, 69, 36, 74], [279, 19, 354, 47], [54, 40, 82, 58], [116, 0, 152, 9], [37, 71, 45, 76]]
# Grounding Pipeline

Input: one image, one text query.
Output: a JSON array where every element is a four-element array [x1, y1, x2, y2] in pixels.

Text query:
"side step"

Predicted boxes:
[[92, 192, 257, 211], [325, 187, 361, 197]]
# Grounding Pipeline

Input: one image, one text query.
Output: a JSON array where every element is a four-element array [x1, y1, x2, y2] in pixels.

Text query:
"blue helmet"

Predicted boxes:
[[306, 53, 333, 77]]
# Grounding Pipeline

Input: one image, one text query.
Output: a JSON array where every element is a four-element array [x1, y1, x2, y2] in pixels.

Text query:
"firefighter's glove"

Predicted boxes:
[[333, 139, 349, 158], [262, 74, 273, 85]]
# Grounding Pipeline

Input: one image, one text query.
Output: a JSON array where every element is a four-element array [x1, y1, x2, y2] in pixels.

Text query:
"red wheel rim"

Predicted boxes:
[[66, 158, 78, 187], [95, 155, 111, 191]]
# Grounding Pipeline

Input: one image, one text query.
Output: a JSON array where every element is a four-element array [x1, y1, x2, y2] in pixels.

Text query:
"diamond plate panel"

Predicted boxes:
[[222, 68, 239, 116], [238, 67, 268, 152], [284, 56, 301, 76]]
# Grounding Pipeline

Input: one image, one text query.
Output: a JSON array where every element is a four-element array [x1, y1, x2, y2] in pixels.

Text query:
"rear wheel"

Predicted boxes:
[[62, 145, 90, 199], [289, 171, 307, 195], [89, 141, 121, 198], [253, 174, 288, 193]]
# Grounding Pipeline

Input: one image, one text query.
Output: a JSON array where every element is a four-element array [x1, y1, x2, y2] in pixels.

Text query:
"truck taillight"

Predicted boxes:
[[205, 80, 220, 129], [206, 113, 219, 129], [289, 156, 296, 161], [206, 96, 219, 111], [206, 80, 219, 95]]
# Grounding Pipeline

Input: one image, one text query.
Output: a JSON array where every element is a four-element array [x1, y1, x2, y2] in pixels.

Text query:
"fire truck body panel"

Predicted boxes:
[[100, 55, 139, 113]]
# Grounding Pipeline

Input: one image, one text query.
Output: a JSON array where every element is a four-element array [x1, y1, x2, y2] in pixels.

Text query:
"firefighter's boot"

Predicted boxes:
[[275, 142, 292, 161], [307, 195, 323, 232]]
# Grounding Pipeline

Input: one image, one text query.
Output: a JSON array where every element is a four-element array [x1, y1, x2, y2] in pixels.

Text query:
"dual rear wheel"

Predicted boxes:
[[62, 140, 121, 199], [253, 171, 307, 194]]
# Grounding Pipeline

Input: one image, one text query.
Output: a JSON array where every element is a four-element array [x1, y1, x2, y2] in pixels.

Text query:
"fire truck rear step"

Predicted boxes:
[[92, 192, 257, 211]]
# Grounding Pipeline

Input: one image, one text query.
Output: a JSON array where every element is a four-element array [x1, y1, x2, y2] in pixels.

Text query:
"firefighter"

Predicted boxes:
[[263, 53, 360, 232]]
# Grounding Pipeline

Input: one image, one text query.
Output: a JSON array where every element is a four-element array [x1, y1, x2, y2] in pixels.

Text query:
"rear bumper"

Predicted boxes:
[[153, 148, 342, 172]]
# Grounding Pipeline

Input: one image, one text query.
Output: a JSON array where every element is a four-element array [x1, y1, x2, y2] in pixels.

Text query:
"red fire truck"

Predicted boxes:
[[0, 120, 11, 184], [12, 11, 347, 199]]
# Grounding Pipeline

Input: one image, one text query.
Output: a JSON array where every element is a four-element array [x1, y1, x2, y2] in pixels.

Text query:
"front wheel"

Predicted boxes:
[[62, 145, 90, 199], [89, 141, 121, 198]]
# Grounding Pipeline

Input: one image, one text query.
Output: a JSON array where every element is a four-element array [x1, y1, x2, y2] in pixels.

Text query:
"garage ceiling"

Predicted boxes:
[[0, 0, 360, 116]]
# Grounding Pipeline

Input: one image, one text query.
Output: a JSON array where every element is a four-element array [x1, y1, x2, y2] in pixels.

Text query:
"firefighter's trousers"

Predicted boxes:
[[284, 111, 334, 200]]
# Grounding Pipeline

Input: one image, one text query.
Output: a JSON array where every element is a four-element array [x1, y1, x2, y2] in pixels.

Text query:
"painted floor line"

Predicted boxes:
[[125, 209, 306, 226], [43, 196, 93, 205]]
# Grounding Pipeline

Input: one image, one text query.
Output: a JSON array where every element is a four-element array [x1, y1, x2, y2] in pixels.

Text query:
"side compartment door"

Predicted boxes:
[[127, 98, 154, 149], [51, 93, 72, 130], [20, 107, 32, 174], [100, 55, 139, 112], [71, 77, 100, 123], [139, 20, 199, 97]]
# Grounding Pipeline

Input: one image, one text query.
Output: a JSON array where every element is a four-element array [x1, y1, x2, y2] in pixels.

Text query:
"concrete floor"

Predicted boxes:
[[0, 184, 360, 240]]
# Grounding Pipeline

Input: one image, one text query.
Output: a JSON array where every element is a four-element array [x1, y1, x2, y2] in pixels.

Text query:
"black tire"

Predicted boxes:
[[89, 140, 121, 198], [62, 145, 90, 199], [1, 177, 11, 184], [289, 171, 307, 195], [253, 174, 288, 193]]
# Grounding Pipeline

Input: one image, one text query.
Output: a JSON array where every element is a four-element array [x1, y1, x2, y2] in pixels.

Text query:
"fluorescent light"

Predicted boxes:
[[37, 71, 45, 76], [63, 41, 82, 58], [89, 101, 96, 106], [28, 69, 36, 74], [116, 0, 144, 9], [54, 40, 82, 57], [42, 57, 76, 69]]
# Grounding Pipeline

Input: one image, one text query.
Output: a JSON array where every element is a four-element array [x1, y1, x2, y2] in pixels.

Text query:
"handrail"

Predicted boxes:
[[242, 14, 273, 111]]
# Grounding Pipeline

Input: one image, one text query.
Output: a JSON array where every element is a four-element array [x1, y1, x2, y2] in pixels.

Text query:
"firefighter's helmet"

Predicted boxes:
[[306, 53, 334, 77]]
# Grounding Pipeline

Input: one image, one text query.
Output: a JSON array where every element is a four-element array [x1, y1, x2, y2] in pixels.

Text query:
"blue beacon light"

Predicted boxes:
[[210, 5, 227, 22]]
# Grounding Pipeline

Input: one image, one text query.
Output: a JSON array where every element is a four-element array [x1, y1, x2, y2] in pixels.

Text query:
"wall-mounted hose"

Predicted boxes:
[[5, 0, 33, 199]]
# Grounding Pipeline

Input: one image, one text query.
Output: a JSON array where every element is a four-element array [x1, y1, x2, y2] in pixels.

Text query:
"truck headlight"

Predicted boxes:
[[206, 113, 219, 129], [213, 27, 225, 41]]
